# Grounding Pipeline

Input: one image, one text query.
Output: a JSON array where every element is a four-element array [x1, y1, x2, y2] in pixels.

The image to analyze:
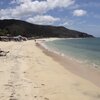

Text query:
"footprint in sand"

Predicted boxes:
[[44, 97, 49, 100], [82, 91, 100, 99], [41, 83, 45, 86]]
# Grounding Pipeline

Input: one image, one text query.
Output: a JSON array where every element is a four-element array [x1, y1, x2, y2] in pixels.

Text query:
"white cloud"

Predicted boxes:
[[62, 22, 69, 26], [73, 9, 87, 16], [47, 0, 75, 8], [26, 15, 60, 25], [0, 0, 75, 19], [12, 0, 32, 4], [68, 4, 80, 9], [9, 0, 16, 4], [59, 19, 74, 27]]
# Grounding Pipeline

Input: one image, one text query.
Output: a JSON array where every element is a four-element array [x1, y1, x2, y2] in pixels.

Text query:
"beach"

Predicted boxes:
[[0, 40, 100, 100]]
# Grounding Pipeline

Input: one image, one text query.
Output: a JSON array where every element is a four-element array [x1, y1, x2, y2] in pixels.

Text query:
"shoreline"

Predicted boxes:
[[36, 38, 100, 87], [0, 40, 100, 100]]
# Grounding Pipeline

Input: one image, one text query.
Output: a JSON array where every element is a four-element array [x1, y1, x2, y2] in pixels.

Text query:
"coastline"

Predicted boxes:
[[36, 38, 100, 87], [0, 40, 100, 100]]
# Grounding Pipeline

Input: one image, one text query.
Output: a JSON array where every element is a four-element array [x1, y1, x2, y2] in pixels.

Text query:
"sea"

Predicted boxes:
[[44, 38, 100, 69]]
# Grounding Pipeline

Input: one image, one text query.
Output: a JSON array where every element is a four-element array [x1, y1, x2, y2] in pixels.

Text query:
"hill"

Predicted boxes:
[[0, 19, 94, 38]]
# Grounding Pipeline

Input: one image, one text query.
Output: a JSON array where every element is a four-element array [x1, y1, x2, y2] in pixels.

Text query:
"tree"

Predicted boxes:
[[0, 29, 8, 36]]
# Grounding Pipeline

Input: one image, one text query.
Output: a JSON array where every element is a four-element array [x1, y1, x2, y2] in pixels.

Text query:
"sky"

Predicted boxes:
[[0, 0, 100, 37]]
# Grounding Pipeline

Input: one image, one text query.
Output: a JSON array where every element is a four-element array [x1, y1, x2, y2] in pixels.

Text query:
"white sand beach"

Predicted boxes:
[[0, 40, 100, 100]]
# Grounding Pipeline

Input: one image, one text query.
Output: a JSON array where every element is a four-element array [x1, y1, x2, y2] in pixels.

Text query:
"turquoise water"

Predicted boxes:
[[45, 38, 100, 68]]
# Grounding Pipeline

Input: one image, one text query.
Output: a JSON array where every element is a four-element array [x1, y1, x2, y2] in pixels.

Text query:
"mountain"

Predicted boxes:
[[0, 19, 94, 38]]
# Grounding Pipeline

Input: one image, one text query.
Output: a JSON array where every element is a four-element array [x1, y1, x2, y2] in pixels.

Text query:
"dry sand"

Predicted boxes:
[[0, 40, 100, 100]]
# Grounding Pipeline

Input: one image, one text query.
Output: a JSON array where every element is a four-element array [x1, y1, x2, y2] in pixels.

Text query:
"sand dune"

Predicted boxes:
[[0, 40, 100, 100]]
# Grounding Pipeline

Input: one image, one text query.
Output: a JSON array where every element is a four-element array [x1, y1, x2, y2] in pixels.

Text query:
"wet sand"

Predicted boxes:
[[0, 40, 100, 100], [37, 40, 100, 87]]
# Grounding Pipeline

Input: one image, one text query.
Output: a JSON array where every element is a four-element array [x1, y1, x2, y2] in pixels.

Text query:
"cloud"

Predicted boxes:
[[60, 20, 73, 26], [47, 0, 75, 8], [9, 0, 16, 4], [0, 0, 75, 19], [73, 9, 87, 16], [61, 22, 69, 26], [68, 4, 80, 9], [26, 15, 60, 25]]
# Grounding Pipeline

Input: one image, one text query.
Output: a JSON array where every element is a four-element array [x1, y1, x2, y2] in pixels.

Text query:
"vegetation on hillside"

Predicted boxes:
[[0, 19, 94, 38]]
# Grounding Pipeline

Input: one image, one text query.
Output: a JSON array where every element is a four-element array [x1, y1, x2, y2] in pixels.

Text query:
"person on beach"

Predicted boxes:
[[34, 39, 36, 43]]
